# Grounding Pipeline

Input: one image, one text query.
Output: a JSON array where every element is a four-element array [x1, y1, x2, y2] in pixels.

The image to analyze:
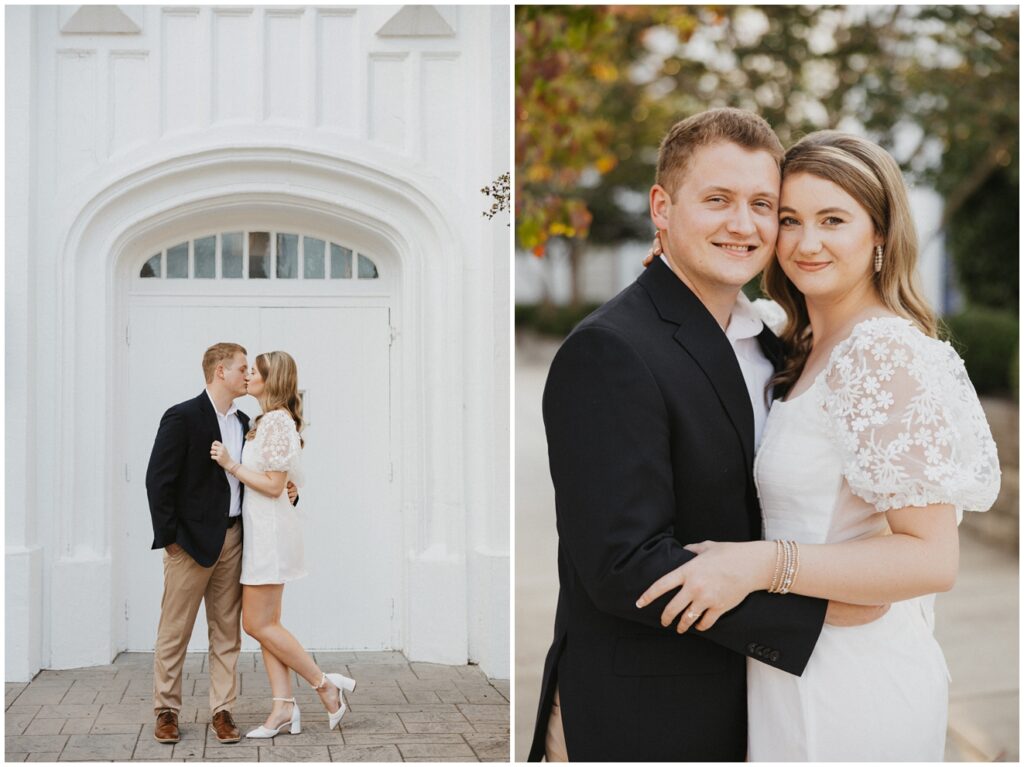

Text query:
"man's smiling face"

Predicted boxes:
[[651, 140, 780, 294]]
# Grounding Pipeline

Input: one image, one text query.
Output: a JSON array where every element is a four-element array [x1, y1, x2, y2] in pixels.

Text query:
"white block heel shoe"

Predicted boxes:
[[315, 672, 357, 730], [245, 697, 301, 738]]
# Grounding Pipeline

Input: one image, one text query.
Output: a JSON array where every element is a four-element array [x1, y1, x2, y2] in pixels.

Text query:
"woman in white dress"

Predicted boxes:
[[637, 131, 1000, 760], [210, 351, 357, 738]]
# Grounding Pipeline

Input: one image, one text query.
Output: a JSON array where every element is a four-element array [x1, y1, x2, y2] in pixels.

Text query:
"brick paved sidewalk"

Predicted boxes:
[[6, 651, 509, 762]]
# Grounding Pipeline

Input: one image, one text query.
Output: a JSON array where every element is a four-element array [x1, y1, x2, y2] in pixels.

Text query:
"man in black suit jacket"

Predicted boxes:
[[147, 342, 251, 744], [146, 343, 297, 745], [530, 110, 832, 761]]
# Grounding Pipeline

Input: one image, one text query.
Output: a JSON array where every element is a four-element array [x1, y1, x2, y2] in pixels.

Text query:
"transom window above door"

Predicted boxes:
[[139, 232, 380, 280]]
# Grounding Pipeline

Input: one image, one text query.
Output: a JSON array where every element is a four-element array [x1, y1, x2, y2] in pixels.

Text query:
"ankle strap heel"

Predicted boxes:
[[313, 672, 357, 730], [244, 697, 301, 739]]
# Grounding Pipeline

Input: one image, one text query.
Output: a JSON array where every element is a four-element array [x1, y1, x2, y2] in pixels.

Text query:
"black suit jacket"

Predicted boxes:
[[146, 390, 250, 567], [528, 259, 827, 762]]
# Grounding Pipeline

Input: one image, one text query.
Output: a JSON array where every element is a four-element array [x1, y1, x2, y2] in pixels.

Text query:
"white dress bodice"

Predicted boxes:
[[747, 316, 1000, 761], [240, 409, 307, 585]]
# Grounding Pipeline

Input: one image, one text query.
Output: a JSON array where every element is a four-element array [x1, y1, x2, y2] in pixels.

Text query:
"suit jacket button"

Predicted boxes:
[[769, 650, 780, 662]]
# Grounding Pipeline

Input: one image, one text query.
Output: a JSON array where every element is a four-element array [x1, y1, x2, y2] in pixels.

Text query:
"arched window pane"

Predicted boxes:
[[140, 253, 161, 278], [167, 243, 188, 278], [357, 253, 379, 279], [137, 232, 377, 284], [249, 232, 269, 279], [331, 244, 353, 279], [277, 233, 298, 279], [195, 236, 216, 278], [222, 233, 243, 278], [304, 237, 325, 279]]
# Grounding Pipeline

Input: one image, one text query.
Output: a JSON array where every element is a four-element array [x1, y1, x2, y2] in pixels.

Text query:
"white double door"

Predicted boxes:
[[121, 301, 400, 652]]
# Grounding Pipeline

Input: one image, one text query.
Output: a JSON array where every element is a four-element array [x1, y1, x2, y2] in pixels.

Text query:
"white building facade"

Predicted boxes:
[[6, 5, 510, 682]]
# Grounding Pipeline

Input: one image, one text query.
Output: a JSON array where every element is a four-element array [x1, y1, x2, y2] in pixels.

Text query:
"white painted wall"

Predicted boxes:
[[5, 4, 510, 682]]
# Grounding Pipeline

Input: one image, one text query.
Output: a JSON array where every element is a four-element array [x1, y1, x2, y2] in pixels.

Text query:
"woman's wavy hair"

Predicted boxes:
[[245, 350, 305, 447], [763, 131, 938, 395]]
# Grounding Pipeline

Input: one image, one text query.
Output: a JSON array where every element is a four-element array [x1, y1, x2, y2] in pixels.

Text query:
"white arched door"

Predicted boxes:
[[119, 230, 401, 652]]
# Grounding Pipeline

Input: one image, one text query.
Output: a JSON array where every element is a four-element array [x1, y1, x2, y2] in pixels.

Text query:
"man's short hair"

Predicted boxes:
[[656, 108, 784, 200], [202, 343, 247, 383]]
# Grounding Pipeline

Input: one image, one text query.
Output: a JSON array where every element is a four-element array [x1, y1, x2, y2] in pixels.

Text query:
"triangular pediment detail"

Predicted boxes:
[[61, 6, 141, 35], [377, 6, 455, 38]]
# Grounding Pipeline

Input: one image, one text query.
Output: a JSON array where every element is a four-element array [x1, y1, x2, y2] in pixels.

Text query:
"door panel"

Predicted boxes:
[[257, 307, 397, 650], [123, 303, 396, 651], [123, 305, 260, 651]]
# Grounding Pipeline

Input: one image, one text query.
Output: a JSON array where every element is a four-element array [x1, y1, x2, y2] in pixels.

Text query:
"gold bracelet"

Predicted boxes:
[[788, 541, 801, 593], [769, 540, 784, 593], [786, 536, 794, 593], [780, 540, 799, 594]]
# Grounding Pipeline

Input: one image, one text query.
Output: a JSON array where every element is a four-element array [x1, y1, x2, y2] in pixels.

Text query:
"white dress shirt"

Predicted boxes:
[[660, 255, 774, 448], [206, 390, 243, 518], [724, 292, 775, 450]]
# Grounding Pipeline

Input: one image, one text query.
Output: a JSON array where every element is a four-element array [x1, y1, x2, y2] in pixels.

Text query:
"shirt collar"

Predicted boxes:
[[657, 255, 764, 341], [725, 291, 765, 342], [205, 388, 238, 418]]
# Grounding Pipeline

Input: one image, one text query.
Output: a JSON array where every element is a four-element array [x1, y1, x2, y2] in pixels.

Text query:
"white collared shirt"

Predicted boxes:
[[660, 255, 774, 448], [206, 389, 243, 517], [724, 291, 775, 449]]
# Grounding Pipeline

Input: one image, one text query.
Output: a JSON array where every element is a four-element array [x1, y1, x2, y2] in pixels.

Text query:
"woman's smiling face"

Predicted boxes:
[[776, 172, 882, 302]]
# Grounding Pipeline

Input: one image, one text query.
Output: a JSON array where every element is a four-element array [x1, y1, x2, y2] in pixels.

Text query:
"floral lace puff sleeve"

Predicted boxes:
[[258, 410, 301, 474], [822, 317, 1000, 516]]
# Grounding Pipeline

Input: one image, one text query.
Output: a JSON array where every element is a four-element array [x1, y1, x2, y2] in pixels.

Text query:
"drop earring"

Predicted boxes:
[[874, 244, 884, 273]]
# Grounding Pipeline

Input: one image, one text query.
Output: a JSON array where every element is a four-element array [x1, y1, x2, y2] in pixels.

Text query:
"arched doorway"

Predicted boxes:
[[118, 214, 401, 652], [51, 146, 472, 670]]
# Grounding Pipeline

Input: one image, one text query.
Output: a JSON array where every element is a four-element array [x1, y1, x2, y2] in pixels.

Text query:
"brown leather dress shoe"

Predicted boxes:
[[211, 710, 241, 743], [154, 709, 180, 743]]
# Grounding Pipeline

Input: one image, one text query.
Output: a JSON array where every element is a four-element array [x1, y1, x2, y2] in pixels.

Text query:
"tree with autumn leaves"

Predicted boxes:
[[516, 6, 1018, 317]]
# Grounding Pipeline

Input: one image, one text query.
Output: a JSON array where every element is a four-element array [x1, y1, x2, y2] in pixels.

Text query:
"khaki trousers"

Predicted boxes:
[[153, 523, 242, 715], [545, 687, 569, 762]]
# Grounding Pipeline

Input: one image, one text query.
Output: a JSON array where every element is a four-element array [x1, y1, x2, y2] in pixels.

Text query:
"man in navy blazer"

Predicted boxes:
[[146, 342, 297, 745], [530, 110, 838, 761]]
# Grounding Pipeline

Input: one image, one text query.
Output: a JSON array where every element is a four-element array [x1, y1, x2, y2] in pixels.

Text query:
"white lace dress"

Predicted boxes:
[[748, 316, 1000, 761], [240, 410, 308, 585]]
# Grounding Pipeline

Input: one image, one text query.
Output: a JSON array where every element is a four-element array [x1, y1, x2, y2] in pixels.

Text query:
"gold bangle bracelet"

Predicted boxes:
[[769, 540, 784, 593]]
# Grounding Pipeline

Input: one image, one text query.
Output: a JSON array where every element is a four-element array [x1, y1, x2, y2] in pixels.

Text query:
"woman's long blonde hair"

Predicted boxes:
[[246, 350, 305, 446], [763, 131, 937, 394]]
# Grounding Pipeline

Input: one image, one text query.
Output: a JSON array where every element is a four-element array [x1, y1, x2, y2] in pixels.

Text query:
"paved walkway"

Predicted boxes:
[[6, 651, 509, 762], [515, 332, 1018, 762]]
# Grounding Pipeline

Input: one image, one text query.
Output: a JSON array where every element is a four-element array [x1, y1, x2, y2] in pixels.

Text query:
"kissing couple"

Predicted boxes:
[[529, 109, 1000, 761], [146, 344, 357, 744]]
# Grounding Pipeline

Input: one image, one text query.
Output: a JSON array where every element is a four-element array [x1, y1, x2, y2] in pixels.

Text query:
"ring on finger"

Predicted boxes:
[[686, 610, 700, 620]]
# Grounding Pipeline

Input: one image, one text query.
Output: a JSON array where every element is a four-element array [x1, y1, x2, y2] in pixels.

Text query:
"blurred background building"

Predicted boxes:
[[515, 5, 1017, 760]]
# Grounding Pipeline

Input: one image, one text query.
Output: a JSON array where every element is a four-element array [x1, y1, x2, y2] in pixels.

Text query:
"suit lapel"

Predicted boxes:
[[755, 325, 785, 372], [755, 326, 789, 401], [638, 260, 756, 471], [196, 390, 222, 443], [237, 411, 249, 460]]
